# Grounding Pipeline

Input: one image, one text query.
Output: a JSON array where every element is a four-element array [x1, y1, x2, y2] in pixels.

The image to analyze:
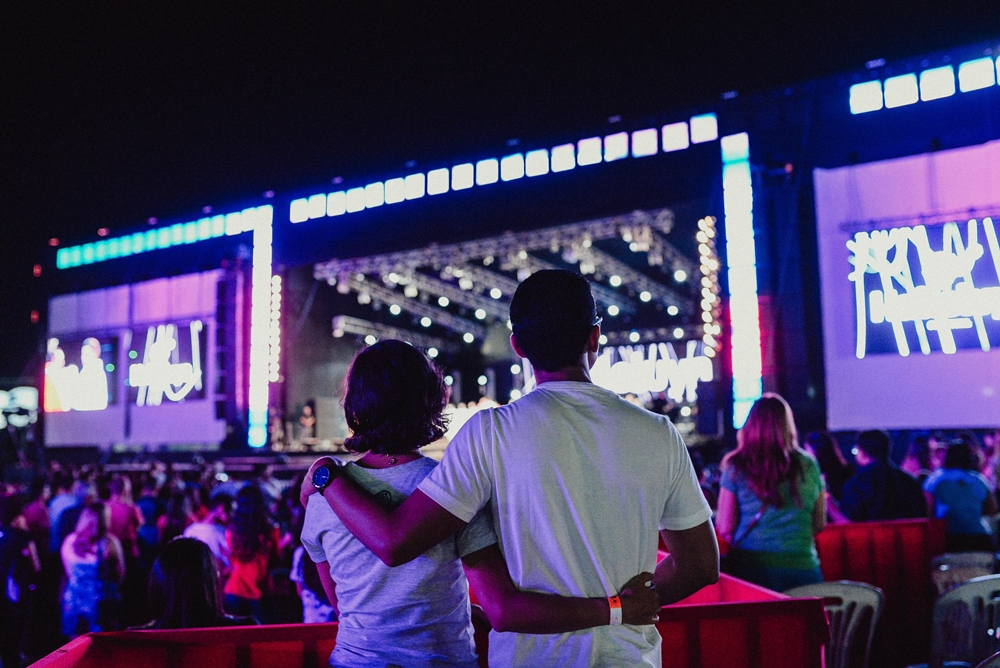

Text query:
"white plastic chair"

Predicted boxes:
[[785, 580, 884, 668]]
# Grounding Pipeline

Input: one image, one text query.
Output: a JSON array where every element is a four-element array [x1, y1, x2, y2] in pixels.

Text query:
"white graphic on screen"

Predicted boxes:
[[590, 341, 713, 402], [44, 338, 109, 412], [128, 321, 203, 406], [848, 217, 1000, 358]]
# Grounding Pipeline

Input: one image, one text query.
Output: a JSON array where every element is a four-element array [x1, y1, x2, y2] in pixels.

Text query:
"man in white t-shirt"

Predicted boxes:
[[182, 493, 233, 574], [303, 270, 718, 667]]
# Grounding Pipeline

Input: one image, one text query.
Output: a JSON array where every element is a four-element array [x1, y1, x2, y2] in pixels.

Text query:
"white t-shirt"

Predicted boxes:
[[183, 521, 231, 571], [418, 381, 712, 667], [302, 457, 497, 668]]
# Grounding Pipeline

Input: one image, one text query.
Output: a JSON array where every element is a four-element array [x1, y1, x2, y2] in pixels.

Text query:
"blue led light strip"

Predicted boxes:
[[720, 133, 762, 428], [849, 56, 999, 115], [289, 114, 719, 224]]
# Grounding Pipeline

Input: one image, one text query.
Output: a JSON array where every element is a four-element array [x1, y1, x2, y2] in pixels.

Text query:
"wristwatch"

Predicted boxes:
[[311, 461, 338, 492]]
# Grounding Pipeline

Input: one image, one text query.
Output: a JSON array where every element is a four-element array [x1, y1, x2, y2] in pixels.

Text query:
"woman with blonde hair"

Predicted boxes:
[[61, 501, 125, 636], [715, 393, 826, 591]]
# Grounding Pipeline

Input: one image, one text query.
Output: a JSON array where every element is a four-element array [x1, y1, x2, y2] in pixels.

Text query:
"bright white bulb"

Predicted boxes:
[[477, 375, 488, 386], [475, 309, 486, 320], [673, 327, 684, 339], [444, 375, 453, 386], [389, 304, 401, 315], [674, 269, 688, 283], [510, 364, 521, 375], [598, 334, 608, 345], [427, 347, 438, 358], [463, 333, 474, 343], [639, 291, 652, 302], [420, 317, 432, 328], [364, 335, 377, 345], [438, 296, 450, 307], [680, 406, 692, 417], [509, 389, 522, 400], [490, 288, 502, 299], [629, 331, 640, 343], [667, 305, 679, 316], [609, 275, 622, 287], [607, 305, 620, 316]]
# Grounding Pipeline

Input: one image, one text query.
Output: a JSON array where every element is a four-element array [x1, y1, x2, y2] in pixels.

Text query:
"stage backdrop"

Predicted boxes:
[[45, 270, 226, 448], [815, 139, 1000, 430]]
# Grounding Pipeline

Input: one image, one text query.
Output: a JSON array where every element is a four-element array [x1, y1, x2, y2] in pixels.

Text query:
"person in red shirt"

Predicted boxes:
[[223, 484, 279, 623]]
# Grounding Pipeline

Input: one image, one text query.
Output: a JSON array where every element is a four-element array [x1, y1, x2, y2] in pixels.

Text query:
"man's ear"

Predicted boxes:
[[510, 334, 527, 359], [585, 324, 601, 353]]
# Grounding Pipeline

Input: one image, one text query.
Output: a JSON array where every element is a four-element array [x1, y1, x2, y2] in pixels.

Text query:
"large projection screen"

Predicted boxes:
[[815, 139, 1000, 431]]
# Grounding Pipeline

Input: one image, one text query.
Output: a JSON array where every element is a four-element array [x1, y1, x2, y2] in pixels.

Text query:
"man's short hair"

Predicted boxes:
[[509, 270, 598, 372], [857, 430, 891, 460]]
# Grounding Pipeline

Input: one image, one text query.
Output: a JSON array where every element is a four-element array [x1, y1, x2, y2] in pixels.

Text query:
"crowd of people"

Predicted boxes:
[[1, 269, 998, 667], [0, 457, 325, 665]]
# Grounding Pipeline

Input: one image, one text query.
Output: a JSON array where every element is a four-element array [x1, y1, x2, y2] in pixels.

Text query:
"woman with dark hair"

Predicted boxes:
[[138, 537, 253, 629], [802, 431, 852, 502], [716, 394, 826, 591], [302, 340, 659, 668], [924, 436, 998, 552], [61, 501, 125, 637], [223, 484, 279, 622]]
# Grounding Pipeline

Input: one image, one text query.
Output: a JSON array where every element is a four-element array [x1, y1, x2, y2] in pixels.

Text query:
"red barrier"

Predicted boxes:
[[32, 575, 827, 668], [815, 518, 946, 668]]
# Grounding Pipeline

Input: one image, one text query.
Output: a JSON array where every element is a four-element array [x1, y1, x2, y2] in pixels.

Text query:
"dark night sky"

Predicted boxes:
[[4, 2, 1000, 378]]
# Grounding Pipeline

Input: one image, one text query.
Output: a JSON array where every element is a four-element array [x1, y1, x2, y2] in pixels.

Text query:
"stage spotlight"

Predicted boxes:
[[420, 317, 432, 327], [510, 364, 521, 375], [477, 375, 488, 386], [629, 331, 640, 343], [577, 137, 602, 165], [609, 275, 622, 287], [384, 178, 406, 204], [389, 304, 401, 315], [427, 169, 449, 195], [365, 182, 384, 208], [500, 154, 524, 181], [490, 288, 502, 299], [607, 305, 620, 316], [639, 291, 652, 302], [525, 149, 550, 176], [598, 334, 608, 345], [661, 122, 690, 152], [680, 406, 692, 417], [673, 327, 684, 339], [463, 333, 475, 343], [475, 309, 486, 320], [603, 132, 628, 162], [510, 389, 522, 400], [631, 128, 658, 157], [919, 65, 955, 101], [346, 187, 366, 212], [405, 173, 426, 199], [689, 113, 718, 143], [849, 80, 883, 114], [476, 159, 499, 185], [551, 144, 576, 172], [958, 57, 996, 92], [452, 163, 474, 190], [365, 335, 377, 345], [674, 269, 688, 283], [438, 296, 450, 307], [427, 347, 438, 358], [884, 73, 918, 108], [667, 305, 679, 316]]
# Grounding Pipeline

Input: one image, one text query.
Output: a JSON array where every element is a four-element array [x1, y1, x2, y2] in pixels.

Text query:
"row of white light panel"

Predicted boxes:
[[247, 207, 275, 447], [289, 114, 719, 223], [850, 57, 1000, 114], [268, 276, 282, 384], [720, 132, 763, 429]]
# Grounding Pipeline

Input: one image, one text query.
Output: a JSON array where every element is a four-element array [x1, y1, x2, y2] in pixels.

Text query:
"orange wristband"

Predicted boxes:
[[608, 595, 623, 626]]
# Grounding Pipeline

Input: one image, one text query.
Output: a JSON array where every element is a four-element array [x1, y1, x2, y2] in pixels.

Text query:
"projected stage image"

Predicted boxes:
[[815, 139, 1000, 430]]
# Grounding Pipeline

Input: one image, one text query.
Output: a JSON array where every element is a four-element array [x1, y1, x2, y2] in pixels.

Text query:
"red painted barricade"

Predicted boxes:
[[815, 518, 946, 667], [32, 574, 828, 668]]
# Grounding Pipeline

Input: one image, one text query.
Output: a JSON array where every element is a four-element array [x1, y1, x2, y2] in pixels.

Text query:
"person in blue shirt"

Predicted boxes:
[[924, 436, 998, 553], [840, 430, 926, 522]]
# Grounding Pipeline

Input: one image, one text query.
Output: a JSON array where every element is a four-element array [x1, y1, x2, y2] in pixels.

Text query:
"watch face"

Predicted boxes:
[[312, 464, 331, 490]]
